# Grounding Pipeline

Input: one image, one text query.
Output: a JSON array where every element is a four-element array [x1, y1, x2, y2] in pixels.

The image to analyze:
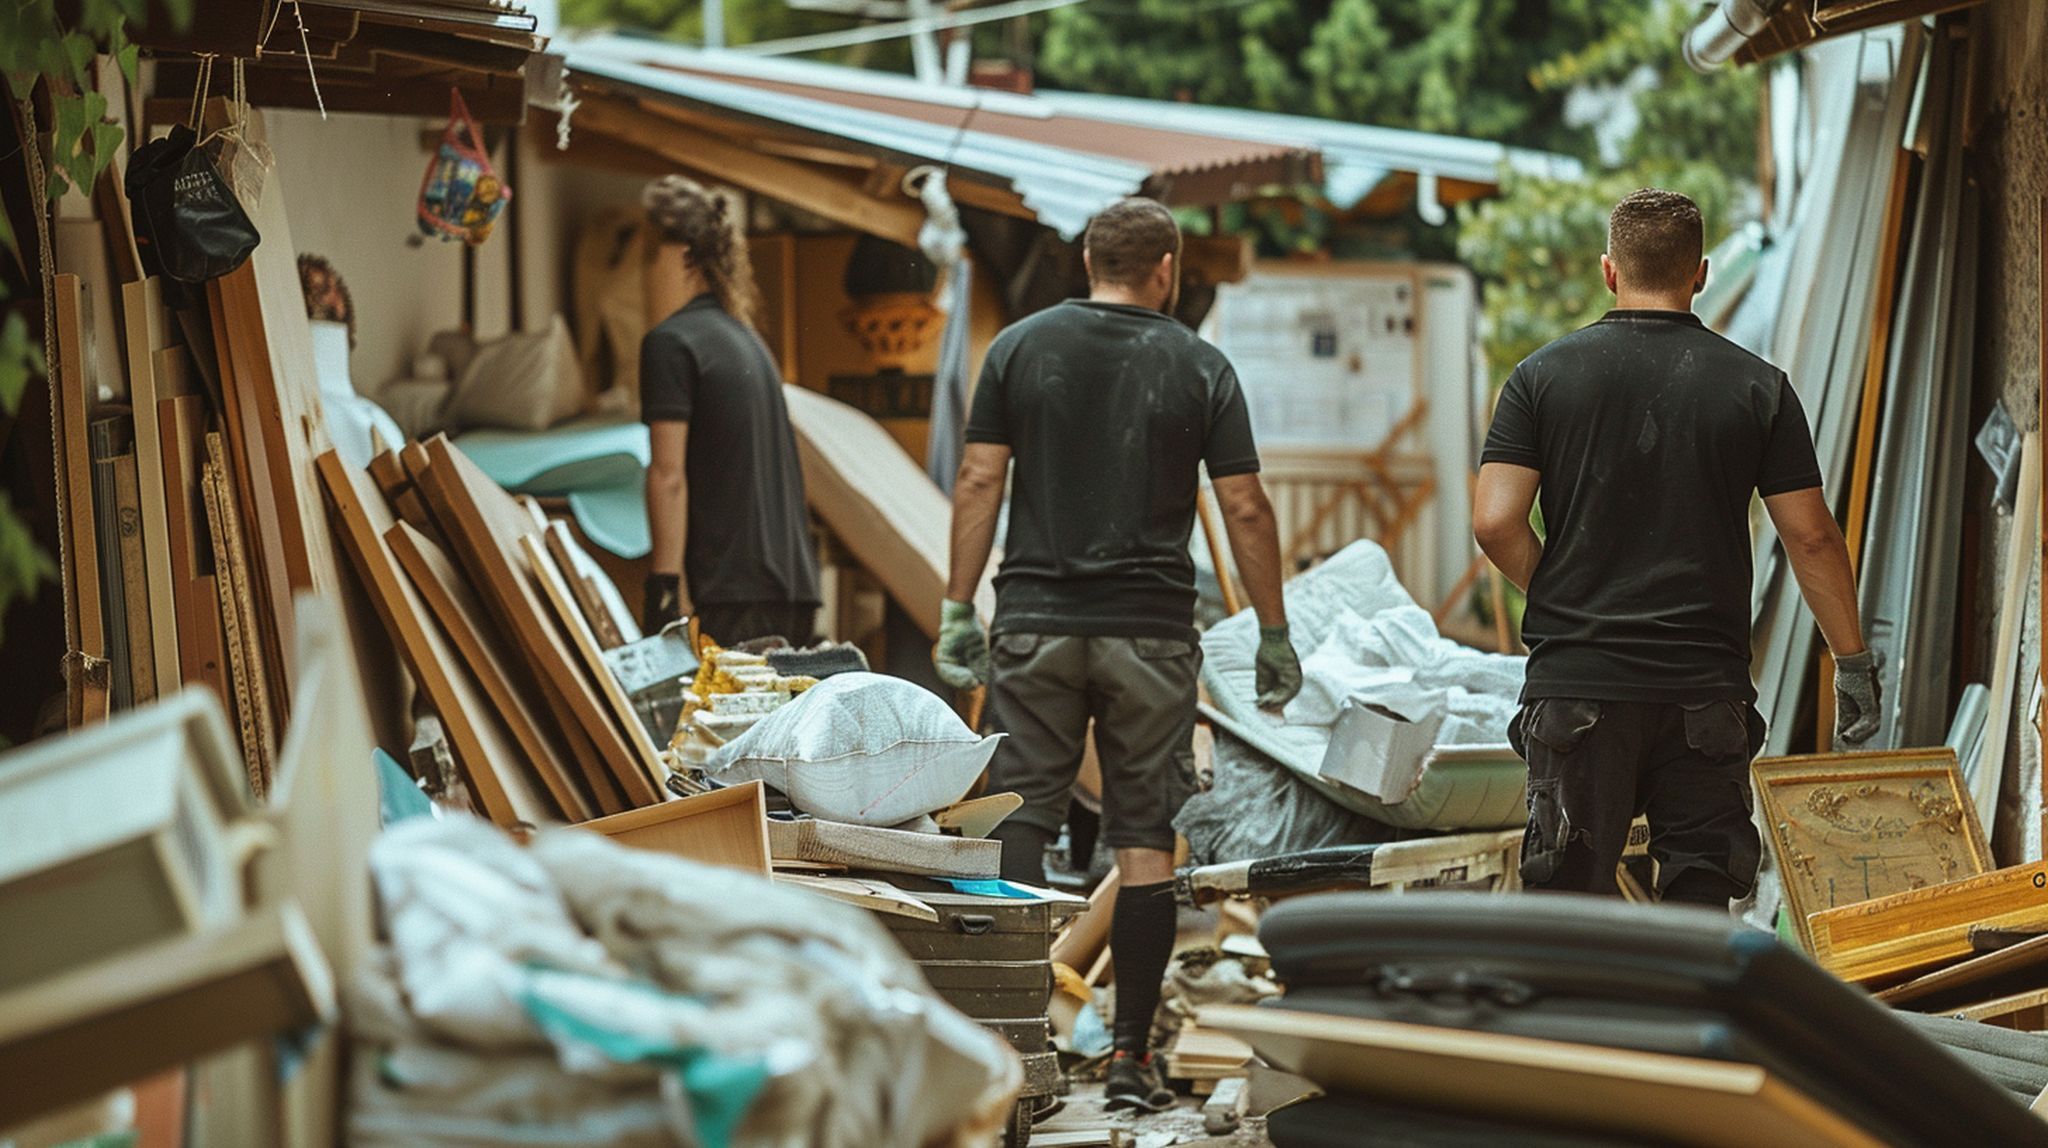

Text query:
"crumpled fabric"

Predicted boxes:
[[348, 816, 1019, 1147], [1207, 541, 1526, 782]]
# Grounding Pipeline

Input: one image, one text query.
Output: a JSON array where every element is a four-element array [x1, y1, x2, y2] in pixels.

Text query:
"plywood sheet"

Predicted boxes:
[[412, 435, 646, 810], [1199, 1004, 1883, 1148], [386, 520, 595, 822], [318, 450, 557, 829], [584, 780, 770, 872], [783, 384, 994, 638], [519, 532, 665, 797], [766, 817, 1001, 879]]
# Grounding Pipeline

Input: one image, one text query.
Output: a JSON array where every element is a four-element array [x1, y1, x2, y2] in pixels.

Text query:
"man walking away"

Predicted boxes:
[[638, 176, 822, 645], [1473, 188, 1879, 906], [934, 198, 1302, 1111]]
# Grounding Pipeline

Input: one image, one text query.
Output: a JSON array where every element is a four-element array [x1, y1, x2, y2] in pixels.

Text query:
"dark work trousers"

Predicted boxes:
[[1508, 698, 1764, 905], [694, 602, 818, 648]]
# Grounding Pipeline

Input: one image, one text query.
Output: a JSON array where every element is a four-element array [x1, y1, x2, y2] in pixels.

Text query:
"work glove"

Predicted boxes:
[[1834, 649, 1882, 746], [933, 599, 989, 689], [1255, 624, 1302, 709], [643, 573, 684, 634]]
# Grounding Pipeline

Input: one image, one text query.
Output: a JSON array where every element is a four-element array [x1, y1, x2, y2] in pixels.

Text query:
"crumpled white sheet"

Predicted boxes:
[[348, 816, 1019, 1148], [1206, 540, 1526, 779]]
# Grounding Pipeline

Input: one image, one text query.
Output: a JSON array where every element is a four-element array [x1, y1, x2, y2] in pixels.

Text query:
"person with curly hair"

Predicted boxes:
[[638, 175, 819, 645]]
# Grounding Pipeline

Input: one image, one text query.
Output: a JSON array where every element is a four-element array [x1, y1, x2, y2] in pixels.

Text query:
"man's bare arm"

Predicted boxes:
[[647, 420, 689, 592], [945, 442, 1010, 603], [1764, 486, 1866, 656], [1210, 473, 1286, 625], [1473, 462, 1543, 592]]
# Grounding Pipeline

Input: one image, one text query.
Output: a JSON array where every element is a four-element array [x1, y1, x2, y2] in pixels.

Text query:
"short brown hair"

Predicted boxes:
[[1083, 197, 1180, 288], [1607, 189, 1704, 292]]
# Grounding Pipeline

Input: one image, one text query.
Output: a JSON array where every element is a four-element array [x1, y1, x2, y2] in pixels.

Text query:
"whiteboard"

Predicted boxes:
[[1208, 270, 1419, 450]]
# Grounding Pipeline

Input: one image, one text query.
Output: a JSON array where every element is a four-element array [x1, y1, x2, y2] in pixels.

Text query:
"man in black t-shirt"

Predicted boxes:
[[1475, 188, 1879, 906], [935, 198, 1300, 1111]]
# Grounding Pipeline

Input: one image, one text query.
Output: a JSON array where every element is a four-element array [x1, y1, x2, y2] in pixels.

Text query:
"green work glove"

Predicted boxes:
[[644, 573, 683, 634], [1255, 624, 1302, 709], [1834, 649, 1882, 746], [933, 599, 989, 689]]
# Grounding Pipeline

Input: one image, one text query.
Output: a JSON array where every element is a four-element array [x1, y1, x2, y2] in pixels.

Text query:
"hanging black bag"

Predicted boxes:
[[127, 122, 261, 285]]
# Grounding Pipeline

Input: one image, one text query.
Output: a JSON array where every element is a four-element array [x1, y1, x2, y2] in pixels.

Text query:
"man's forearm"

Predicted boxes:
[[1221, 489, 1287, 626], [1786, 534, 1866, 656], [946, 475, 1003, 604], [1481, 525, 1543, 593]]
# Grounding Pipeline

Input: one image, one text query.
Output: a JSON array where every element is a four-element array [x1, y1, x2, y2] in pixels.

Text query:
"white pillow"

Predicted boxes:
[[446, 314, 585, 432]]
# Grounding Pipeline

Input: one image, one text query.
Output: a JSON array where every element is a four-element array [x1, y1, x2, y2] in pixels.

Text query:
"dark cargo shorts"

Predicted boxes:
[[1508, 698, 1765, 905], [985, 632, 1201, 852]]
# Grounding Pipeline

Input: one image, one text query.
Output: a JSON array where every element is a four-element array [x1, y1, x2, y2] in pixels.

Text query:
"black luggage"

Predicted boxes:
[[1255, 892, 2048, 1148]]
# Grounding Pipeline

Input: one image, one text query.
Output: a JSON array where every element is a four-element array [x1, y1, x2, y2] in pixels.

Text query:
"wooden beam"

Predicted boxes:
[[573, 95, 924, 247]]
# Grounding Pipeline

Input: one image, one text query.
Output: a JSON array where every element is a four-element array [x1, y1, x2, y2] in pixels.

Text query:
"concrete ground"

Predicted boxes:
[[1033, 1081, 1272, 1148]]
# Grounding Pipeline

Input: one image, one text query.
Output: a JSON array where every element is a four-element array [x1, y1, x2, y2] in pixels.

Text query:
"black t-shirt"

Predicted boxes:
[[1480, 308, 1822, 704], [966, 299, 1261, 641], [641, 295, 820, 607]]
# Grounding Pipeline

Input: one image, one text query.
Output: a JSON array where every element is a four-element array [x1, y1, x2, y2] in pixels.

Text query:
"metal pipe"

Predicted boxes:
[[1683, 0, 1791, 73]]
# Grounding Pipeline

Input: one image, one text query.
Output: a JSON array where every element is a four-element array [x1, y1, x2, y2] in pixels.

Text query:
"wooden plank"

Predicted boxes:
[[783, 384, 994, 638], [317, 450, 558, 829], [519, 532, 666, 799], [0, 903, 334, 1131], [578, 95, 924, 247], [544, 520, 639, 650], [1051, 866, 1120, 971], [772, 872, 938, 921], [159, 393, 212, 687], [123, 278, 183, 694], [767, 817, 1000, 878], [51, 275, 107, 726], [386, 521, 595, 821], [411, 435, 642, 811], [934, 791, 1023, 839], [584, 781, 770, 872], [201, 435, 275, 794], [113, 452, 157, 703], [1977, 431, 2041, 828], [1877, 931, 2048, 1007], [1199, 1004, 1885, 1148], [1947, 986, 2048, 1031], [1809, 861, 2048, 985]]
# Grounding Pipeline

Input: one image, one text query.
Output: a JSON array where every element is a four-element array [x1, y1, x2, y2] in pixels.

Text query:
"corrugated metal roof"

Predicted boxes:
[[563, 40, 1150, 238], [1036, 91, 1585, 208]]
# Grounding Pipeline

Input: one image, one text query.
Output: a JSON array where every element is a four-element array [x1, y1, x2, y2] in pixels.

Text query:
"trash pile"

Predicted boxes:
[[349, 816, 1020, 1148]]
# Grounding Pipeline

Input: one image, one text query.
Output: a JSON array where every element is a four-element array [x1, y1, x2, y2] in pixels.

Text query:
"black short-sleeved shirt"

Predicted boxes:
[[641, 295, 820, 608], [1480, 308, 1822, 704], [966, 299, 1261, 642]]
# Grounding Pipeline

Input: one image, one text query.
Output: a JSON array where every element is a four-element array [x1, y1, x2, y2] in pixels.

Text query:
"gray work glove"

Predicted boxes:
[[1834, 649, 1882, 746], [1256, 624, 1303, 709], [933, 599, 989, 689]]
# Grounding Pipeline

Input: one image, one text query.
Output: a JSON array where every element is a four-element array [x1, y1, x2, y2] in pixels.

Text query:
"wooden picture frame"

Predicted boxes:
[[1752, 748, 1990, 954]]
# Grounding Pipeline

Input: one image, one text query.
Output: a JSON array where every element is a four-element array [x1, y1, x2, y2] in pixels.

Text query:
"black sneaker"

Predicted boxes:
[[1103, 1050, 1175, 1113]]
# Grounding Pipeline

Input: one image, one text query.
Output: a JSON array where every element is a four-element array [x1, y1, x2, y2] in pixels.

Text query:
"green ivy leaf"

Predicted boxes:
[[117, 41, 139, 88], [0, 311, 43, 414]]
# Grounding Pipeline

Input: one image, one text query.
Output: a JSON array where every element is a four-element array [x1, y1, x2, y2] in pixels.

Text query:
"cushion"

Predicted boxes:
[[446, 315, 585, 432]]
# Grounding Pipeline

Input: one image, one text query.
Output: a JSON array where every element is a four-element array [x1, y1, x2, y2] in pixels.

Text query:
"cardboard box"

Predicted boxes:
[[1318, 690, 1447, 803]]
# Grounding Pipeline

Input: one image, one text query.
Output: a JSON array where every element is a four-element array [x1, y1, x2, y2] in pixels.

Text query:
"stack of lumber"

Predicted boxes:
[[320, 433, 669, 827]]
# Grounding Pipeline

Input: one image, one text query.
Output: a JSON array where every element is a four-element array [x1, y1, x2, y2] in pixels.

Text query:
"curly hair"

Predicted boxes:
[[642, 175, 760, 331], [1606, 189, 1704, 293], [297, 253, 356, 347]]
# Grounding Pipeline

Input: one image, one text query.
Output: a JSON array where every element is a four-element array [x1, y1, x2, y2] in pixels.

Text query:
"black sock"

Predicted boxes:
[[1066, 799, 1100, 870], [1111, 880, 1177, 1055], [991, 821, 1053, 886]]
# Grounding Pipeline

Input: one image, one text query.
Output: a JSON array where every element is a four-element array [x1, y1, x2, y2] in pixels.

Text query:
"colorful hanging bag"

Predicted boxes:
[[416, 88, 510, 245]]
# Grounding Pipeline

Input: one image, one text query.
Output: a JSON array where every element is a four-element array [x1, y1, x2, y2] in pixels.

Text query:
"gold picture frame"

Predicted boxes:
[[1752, 747, 1991, 954]]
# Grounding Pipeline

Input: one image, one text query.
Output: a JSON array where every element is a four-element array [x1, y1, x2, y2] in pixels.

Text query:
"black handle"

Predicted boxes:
[[953, 914, 996, 935]]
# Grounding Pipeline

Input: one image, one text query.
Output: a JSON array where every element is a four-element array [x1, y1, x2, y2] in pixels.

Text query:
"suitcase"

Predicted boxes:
[[882, 890, 1070, 962], [918, 959, 1054, 1021], [1256, 892, 2048, 1148]]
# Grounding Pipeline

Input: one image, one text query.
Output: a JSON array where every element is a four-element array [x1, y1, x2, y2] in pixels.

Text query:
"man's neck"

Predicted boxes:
[[1611, 291, 1695, 314], [1089, 285, 1164, 311]]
